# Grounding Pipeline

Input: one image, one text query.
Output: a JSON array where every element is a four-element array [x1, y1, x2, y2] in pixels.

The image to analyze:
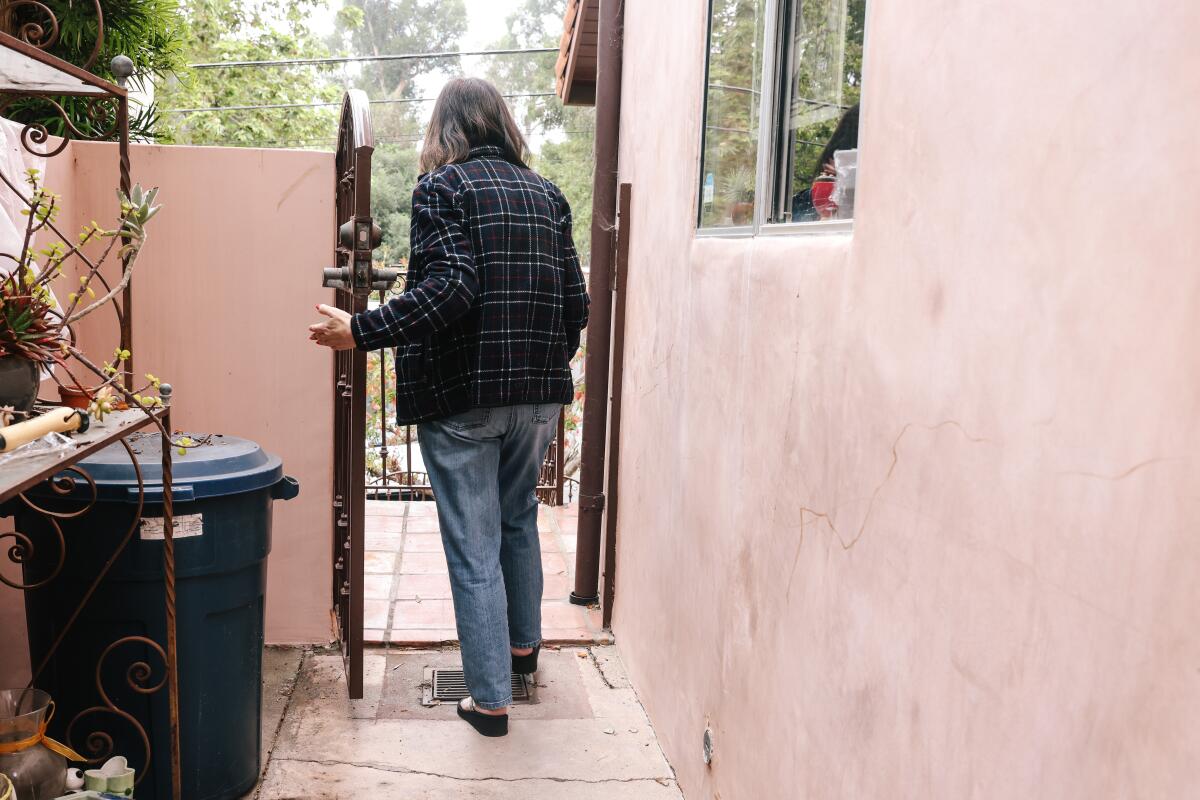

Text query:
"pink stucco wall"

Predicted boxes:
[[611, 2, 1200, 798], [0, 140, 334, 686]]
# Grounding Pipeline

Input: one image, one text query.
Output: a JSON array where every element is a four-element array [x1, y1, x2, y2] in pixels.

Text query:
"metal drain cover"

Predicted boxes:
[[423, 668, 530, 706]]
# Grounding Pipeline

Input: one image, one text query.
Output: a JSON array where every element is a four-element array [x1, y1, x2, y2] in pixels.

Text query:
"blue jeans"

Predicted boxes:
[[418, 403, 561, 709]]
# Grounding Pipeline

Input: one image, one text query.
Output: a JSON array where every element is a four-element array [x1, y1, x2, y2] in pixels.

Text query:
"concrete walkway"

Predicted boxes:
[[249, 646, 682, 799]]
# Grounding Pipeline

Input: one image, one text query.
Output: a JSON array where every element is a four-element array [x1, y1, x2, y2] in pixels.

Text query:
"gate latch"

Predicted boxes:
[[322, 218, 400, 294]]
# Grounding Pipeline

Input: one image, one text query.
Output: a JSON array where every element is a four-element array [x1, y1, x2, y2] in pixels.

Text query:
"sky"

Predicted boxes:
[[308, 0, 554, 112], [417, 0, 560, 145], [462, 0, 528, 49], [296, 0, 558, 147], [309, 0, 532, 52], [419, 0, 550, 94]]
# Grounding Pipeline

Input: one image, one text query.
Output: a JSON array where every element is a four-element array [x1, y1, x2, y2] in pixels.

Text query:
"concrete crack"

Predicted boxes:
[[272, 756, 674, 786], [587, 647, 617, 689], [254, 648, 307, 800]]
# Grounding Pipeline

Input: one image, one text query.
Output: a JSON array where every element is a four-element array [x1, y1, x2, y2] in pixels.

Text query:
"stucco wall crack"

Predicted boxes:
[[786, 420, 992, 596], [1056, 456, 1179, 482]]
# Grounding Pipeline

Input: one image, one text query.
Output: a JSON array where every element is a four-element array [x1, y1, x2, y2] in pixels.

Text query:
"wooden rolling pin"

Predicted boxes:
[[0, 407, 89, 452]]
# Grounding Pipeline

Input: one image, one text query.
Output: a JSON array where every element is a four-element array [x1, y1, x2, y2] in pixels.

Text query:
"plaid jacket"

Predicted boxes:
[[351, 145, 590, 425]]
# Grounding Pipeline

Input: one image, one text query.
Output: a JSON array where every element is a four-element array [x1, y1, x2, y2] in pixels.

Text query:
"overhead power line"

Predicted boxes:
[[162, 91, 557, 115], [228, 128, 594, 150], [190, 47, 558, 70]]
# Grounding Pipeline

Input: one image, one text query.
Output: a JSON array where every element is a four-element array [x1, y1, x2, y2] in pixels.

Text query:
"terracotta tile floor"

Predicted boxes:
[[363, 500, 609, 646]]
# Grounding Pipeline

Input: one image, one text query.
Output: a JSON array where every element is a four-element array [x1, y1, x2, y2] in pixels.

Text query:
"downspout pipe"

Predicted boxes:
[[571, 0, 624, 606]]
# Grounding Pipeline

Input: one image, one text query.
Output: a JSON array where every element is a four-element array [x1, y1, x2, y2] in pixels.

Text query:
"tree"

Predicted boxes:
[[325, 0, 468, 259], [1, 0, 186, 141], [371, 143, 420, 264], [155, 0, 343, 147], [331, 0, 467, 100]]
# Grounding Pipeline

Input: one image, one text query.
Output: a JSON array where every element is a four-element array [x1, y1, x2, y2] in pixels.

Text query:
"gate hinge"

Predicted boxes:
[[580, 493, 606, 513]]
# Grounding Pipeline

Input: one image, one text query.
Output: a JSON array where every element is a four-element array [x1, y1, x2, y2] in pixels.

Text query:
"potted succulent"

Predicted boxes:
[[0, 169, 159, 415], [720, 164, 756, 226]]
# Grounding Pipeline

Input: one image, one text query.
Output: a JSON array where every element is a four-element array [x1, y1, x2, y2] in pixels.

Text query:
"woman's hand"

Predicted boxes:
[[309, 304, 356, 350]]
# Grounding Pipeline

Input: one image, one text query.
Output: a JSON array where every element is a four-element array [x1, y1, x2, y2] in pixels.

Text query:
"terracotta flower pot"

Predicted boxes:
[[57, 385, 93, 410], [730, 200, 754, 226], [0, 356, 40, 412]]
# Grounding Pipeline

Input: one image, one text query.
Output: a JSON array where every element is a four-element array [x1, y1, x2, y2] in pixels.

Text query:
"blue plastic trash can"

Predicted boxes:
[[14, 431, 299, 800]]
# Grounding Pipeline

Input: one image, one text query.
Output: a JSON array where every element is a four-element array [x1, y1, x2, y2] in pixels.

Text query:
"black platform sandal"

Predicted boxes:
[[457, 697, 509, 737], [511, 644, 540, 674]]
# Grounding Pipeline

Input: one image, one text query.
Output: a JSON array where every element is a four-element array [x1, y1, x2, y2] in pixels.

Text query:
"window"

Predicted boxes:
[[698, 0, 866, 231], [698, 0, 769, 229]]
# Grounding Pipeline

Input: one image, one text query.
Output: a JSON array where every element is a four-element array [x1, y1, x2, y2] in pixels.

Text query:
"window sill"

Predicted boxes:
[[759, 219, 854, 236], [695, 219, 854, 239], [695, 225, 756, 239]]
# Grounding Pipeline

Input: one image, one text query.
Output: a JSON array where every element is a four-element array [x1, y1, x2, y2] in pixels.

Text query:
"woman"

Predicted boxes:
[[791, 102, 859, 221], [309, 77, 589, 737]]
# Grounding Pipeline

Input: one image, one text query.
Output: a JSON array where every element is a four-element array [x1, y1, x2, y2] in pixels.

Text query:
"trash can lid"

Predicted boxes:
[[47, 432, 284, 502]]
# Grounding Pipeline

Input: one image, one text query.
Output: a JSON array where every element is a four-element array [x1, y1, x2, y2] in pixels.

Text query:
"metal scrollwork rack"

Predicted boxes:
[[0, 16, 183, 800]]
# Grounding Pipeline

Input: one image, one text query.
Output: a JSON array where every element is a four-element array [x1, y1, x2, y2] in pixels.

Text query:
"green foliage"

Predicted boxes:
[[331, 0, 467, 99], [364, 306, 425, 486], [2, 0, 186, 141], [327, 0, 468, 257], [0, 173, 158, 365], [371, 143, 420, 263], [155, 0, 343, 146], [486, 1, 590, 479], [535, 128, 594, 259]]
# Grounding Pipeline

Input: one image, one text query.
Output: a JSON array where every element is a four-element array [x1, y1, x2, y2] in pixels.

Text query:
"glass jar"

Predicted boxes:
[[0, 688, 66, 800]]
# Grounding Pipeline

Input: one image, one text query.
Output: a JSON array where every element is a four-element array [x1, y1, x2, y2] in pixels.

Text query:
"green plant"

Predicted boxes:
[[364, 277, 428, 487], [719, 164, 755, 205], [155, 0, 344, 147], [0, 171, 166, 418], [1, 0, 187, 141]]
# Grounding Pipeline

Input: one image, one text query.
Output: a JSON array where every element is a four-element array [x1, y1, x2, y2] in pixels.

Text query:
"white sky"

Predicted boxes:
[[419, 0, 550, 94], [462, 0, 527, 49], [419, 1, 559, 146], [309, 0, 527, 49], [303, 0, 556, 147]]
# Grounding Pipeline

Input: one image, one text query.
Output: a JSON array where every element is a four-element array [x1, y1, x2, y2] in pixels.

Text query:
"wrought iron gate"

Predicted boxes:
[[324, 90, 396, 699], [325, 90, 572, 698], [364, 354, 569, 505]]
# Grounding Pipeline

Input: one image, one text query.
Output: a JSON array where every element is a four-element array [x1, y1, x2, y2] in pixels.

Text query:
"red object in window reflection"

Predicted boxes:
[[811, 179, 837, 219]]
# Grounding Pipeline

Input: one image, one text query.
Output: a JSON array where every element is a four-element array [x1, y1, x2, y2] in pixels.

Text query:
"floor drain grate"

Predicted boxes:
[[424, 668, 530, 705]]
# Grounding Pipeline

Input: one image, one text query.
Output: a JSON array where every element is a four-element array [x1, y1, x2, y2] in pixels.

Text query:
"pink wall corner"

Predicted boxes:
[[611, 1, 1200, 799], [1, 138, 335, 686], [66, 141, 335, 646]]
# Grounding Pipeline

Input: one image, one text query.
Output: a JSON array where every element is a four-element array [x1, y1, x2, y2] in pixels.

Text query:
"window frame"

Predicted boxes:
[[694, 0, 759, 237], [695, 0, 862, 238]]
